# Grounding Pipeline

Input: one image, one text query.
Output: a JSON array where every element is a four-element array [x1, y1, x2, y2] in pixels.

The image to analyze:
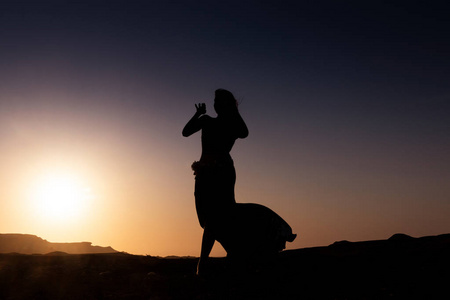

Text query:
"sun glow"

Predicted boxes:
[[30, 173, 93, 223]]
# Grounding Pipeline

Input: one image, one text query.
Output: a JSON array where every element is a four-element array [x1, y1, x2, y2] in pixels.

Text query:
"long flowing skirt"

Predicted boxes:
[[194, 162, 236, 230], [216, 203, 296, 258], [193, 162, 296, 258]]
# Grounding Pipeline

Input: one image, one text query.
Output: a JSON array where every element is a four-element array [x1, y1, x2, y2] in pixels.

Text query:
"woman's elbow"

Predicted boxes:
[[238, 130, 249, 139]]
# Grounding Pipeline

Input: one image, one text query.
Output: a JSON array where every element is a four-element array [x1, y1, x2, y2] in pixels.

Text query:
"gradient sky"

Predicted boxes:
[[1, 1, 449, 256]]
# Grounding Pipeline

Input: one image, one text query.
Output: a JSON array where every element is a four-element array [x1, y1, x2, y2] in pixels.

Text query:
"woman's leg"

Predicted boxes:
[[197, 227, 215, 275]]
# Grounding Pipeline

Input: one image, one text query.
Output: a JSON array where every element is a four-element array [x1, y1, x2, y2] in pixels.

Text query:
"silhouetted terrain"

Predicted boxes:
[[0, 233, 449, 299], [0, 234, 117, 254]]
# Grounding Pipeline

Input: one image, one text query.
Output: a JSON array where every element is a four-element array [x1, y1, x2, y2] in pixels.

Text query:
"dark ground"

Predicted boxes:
[[1, 233, 449, 300]]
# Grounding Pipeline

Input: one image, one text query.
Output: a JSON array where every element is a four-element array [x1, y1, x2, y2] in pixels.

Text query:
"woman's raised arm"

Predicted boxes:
[[182, 103, 206, 137], [233, 111, 249, 139], [226, 110, 248, 139]]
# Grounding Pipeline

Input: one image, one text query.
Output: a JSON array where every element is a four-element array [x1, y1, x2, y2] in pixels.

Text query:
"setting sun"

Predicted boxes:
[[30, 173, 93, 223]]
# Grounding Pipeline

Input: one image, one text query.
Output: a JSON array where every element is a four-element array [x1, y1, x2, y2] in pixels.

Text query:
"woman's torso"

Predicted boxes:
[[199, 116, 237, 165]]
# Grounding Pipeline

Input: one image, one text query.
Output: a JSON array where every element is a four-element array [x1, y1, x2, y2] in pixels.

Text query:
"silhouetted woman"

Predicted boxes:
[[182, 89, 248, 275], [183, 89, 296, 275]]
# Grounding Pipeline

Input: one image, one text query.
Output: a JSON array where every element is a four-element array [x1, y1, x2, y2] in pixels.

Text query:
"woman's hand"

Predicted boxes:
[[195, 103, 206, 115], [183, 103, 206, 136]]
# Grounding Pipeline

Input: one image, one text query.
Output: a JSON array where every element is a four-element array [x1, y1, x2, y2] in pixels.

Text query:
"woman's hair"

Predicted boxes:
[[214, 89, 238, 115]]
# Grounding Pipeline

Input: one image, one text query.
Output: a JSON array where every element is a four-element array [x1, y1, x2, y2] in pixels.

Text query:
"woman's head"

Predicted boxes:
[[214, 89, 238, 115]]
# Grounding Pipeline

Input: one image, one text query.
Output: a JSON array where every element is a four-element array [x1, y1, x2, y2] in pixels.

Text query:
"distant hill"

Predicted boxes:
[[0, 234, 117, 254]]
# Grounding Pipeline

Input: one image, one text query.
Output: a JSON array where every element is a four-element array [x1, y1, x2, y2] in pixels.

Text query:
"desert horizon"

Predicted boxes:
[[1, 231, 449, 257], [1, 232, 449, 299]]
